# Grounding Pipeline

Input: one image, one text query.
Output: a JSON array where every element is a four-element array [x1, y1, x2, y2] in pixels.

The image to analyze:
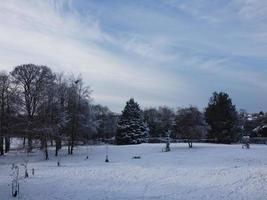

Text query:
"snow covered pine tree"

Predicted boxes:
[[116, 98, 148, 145]]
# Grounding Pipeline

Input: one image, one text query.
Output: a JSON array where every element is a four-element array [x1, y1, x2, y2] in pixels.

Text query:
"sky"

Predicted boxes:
[[0, 0, 267, 113]]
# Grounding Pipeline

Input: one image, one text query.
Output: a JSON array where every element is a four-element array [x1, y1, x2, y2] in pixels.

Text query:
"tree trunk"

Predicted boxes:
[[70, 139, 74, 155], [59, 138, 62, 149], [68, 141, 71, 155], [40, 137, 45, 150], [4, 137, 10, 153], [70, 126, 75, 155], [55, 137, 61, 156], [55, 145, 58, 156], [0, 136, 4, 155], [70, 106, 77, 155], [23, 137, 26, 148], [27, 135, 32, 153], [44, 135, 49, 160]]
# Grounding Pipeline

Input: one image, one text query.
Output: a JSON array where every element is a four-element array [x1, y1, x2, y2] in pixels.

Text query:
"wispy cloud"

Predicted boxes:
[[233, 0, 267, 22], [0, 0, 194, 111], [0, 0, 267, 112]]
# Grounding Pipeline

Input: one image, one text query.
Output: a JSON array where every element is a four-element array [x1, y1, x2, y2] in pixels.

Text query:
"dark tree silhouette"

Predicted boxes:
[[205, 92, 238, 144]]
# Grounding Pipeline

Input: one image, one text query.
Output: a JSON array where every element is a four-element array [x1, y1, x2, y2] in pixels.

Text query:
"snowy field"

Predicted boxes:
[[0, 143, 267, 200]]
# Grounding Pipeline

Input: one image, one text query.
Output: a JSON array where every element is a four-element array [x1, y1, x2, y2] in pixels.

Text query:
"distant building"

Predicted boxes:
[[253, 124, 267, 137]]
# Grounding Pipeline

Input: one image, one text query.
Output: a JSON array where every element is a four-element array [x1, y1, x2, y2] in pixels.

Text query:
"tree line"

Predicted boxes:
[[0, 64, 117, 158], [0, 64, 266, 157], [116, 94, 267, 147]]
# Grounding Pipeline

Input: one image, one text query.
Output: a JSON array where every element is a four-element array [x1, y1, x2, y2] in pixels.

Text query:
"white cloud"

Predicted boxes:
[[1, 0, 267, 112], [233, 0, 267, 21], [188, 57, 267, 89], [0, 0, 193, 112]]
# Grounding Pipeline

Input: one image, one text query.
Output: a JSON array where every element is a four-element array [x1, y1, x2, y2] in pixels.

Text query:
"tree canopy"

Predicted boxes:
[[205, 92, 238, 144]]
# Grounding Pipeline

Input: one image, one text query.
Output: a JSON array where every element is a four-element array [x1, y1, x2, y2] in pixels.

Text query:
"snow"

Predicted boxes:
[[1, 143, 267, 200]]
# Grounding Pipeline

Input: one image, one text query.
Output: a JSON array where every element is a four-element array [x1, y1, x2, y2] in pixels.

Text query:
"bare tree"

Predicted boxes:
[[175, 107, 208, 148], [0, 65, 103, 158], [54, 74, 68, 156], [65, 76, 91, 154], [0, 72, 19, 155], [0, 72, 9, 155], [11, 64, 54, 153], [89, 104, 118, 139], [144, 106, 175, 139]]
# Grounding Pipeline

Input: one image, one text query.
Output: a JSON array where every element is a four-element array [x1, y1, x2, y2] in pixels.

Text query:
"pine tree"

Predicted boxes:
[[116, 98, 147, 145], [205, 92, 238, 144]]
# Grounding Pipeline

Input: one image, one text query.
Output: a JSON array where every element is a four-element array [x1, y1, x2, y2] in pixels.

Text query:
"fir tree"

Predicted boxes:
[[116, 98, 147, 145], [205, 92, 238, 144]]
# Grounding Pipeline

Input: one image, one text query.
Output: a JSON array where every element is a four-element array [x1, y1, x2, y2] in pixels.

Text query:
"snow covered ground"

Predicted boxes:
[[0, 143, 267, 200]]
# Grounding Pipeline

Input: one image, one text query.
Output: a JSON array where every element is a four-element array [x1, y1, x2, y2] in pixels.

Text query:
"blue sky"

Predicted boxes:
[[0, 0, 267, 112]]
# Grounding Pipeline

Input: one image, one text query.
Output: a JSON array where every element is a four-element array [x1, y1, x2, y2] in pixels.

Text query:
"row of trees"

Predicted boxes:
[[0, 64, 117, 158], [116, 92, 258, 146], [1, 64, 266, 155]]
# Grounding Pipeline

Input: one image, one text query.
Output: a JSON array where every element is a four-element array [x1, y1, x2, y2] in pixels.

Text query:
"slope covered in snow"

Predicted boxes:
[[0, 143, 267, 200]]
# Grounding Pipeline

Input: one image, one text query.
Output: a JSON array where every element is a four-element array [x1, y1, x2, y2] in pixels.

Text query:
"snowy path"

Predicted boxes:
[[0, 143, 267, 200]]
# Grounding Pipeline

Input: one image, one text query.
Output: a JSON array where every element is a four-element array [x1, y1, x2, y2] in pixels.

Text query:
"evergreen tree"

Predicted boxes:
[[205, 92, 238, 144], [116, 98, 147, 145]]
